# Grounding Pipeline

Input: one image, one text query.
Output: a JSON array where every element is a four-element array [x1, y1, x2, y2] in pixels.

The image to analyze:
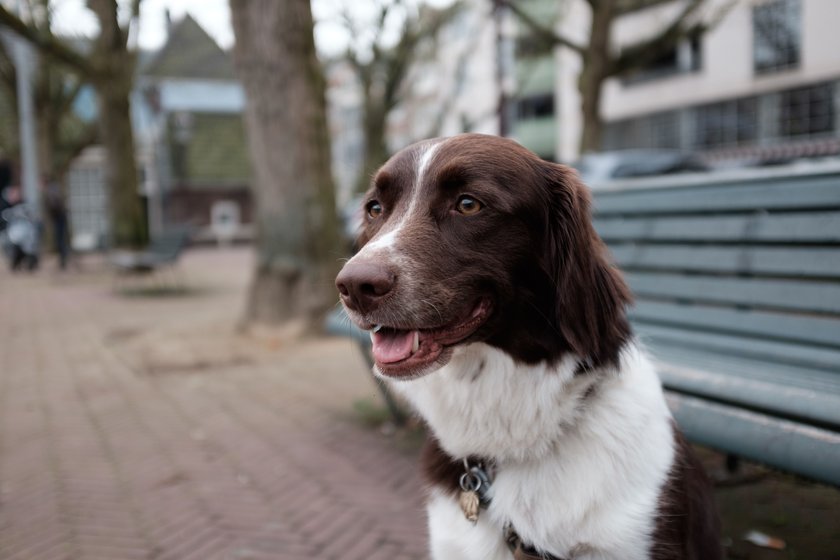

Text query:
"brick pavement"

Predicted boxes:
[[0, 249, 429, 560]]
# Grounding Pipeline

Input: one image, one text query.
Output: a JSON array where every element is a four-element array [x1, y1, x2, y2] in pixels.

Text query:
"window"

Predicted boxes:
[[779, 83, 835, 138], [647, 111, 681, 149], [694, 98, 758, 149], [602, 110, 680, 151], [753, 0, 801, 74], [515, 35, 553, 59], [516, 93, 554, 120], [604, 80, 838, 153], [623, 33, 702, 85], [616, 0, 670, 14]]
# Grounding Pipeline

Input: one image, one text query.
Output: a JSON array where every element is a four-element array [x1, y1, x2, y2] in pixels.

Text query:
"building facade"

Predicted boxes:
[[514, 0, 840, 164], [510, 0, 560, 160], [137, 15, 252, 243]]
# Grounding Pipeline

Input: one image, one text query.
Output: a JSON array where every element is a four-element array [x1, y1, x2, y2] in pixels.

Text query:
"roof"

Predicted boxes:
[[142, 15, 235, 81], [157, 80, 245, 113]]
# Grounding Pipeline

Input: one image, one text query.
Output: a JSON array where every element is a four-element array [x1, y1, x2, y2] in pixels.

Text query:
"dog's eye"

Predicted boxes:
[[366, 200, 383, 219], [456, 195, 482, 215]]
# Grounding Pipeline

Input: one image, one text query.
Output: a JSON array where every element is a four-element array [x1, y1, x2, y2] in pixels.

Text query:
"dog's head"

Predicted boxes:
[[336, 134, 631, 379]]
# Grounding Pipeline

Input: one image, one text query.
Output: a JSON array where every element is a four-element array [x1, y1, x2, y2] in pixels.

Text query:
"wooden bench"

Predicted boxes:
[[593, 162, 840, 486], [327, 161, 840, 486]]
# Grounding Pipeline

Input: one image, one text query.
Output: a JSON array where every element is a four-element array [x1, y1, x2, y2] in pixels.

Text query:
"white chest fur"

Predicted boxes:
[[387, 343, 676, 559]]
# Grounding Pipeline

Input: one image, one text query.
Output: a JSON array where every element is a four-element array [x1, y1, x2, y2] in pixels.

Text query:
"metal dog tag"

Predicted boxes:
[[459, 489, 480, 523], [459, 466, 487, 523]]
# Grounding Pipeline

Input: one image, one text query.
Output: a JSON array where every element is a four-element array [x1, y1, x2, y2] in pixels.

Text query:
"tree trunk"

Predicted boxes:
[[578, 72, 603, 154], [231, 0, 341, 327], [36, 100, 56, 250], [95, 75, 146, 248], [355, 99, 389, 194], [578, 0, 616, 154], [36, 107, 53, 178], [86, 0, 147, 248]]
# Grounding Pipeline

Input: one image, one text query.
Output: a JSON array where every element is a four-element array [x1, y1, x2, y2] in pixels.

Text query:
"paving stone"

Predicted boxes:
[[0, 250, 429, 559]]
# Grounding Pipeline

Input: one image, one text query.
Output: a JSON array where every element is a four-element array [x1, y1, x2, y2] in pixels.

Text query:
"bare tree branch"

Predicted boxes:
[[0, 41, 17, 93], [126, 0, 143, 47], [87, 0, 123, 49], [339, 0, 465, 192], [339, 3, 368, 77], [54, 78, 85, 121], [397, 2, 463, 103], [371, 0, 394, 53], [0, 5, 97, 76], [498, 0, 585, 54], [609, 0, 735, 77], [417, 17, 484, 140], [56, 120, 99, 177]]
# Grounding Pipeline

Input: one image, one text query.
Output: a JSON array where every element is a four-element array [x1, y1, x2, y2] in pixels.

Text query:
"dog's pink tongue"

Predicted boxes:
[[372, 329, 416, 364]]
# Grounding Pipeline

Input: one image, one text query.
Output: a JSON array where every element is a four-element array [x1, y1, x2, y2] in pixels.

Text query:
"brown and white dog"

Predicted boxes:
[[336, 134, 720, 560]]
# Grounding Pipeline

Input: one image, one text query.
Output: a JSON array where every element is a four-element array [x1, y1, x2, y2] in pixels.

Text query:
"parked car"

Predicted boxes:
[[573, 150, 708, 186]]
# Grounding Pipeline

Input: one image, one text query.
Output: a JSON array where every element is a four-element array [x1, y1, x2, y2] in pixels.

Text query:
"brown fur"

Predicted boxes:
[[353, 134, 631, 368], [651, 423, 722, 560]]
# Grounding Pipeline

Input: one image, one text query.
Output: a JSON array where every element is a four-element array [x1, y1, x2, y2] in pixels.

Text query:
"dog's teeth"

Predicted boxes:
[[412, 331, 420, 353], [370, 331, 375, 343], [372, 324, 383, 333]]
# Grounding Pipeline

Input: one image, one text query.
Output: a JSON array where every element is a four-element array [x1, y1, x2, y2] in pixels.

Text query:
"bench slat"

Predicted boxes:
[[609, 244, 840, 278], [637, 324, 840, 373], [656, 357, 840, 428], [626, 271, 840, 315], [666, 392, 840, 487], [595, 175, 840, 216], [631, 301, 840, 348], [652, 345, 840, 394], [596, 210, 840, 243]]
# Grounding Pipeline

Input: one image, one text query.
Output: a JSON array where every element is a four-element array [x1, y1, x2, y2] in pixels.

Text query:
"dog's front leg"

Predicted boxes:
[[426, 490, 512, 560]]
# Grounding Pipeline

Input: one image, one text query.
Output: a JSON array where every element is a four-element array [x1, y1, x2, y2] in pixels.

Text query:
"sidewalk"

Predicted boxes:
[[0, 248, 428, 560]]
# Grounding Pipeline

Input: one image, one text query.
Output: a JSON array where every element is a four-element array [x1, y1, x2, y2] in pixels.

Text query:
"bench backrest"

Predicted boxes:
[[148, 227, 191, 262], [593, 167, 840, 381]]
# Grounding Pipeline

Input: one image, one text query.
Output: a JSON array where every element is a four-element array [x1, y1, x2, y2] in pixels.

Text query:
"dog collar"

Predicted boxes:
[[457, 458, 567, 560]]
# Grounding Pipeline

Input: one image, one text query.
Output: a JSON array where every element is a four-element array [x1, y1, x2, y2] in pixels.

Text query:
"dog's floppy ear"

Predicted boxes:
[[539, 162, 632, 368]]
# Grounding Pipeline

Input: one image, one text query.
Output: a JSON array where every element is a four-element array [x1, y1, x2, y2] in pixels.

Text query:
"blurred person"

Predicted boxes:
[[0, 192, 38, 271], [0, 174, 40, 271], [44, 175, 69, 270], [0, 158, 14, 232]]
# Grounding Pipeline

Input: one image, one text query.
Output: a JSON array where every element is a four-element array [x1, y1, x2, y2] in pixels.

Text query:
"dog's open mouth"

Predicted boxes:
[[368, 299, 492, 378]]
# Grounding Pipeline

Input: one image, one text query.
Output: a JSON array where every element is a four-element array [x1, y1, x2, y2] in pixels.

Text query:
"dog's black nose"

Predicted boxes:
[[336, 260, 396, 312]]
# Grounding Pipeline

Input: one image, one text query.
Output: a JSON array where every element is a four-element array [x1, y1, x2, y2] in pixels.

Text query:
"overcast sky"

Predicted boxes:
[[50, 0, 235, 50], [45, 0, 454, 57]]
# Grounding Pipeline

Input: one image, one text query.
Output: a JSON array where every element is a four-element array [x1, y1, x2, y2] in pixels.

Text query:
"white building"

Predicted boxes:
[[517, 0, 840, 163], [325, 59, 364, 208]]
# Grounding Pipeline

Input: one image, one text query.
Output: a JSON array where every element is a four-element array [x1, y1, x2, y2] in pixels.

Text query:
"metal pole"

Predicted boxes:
[[494, 0, 514, 138], [14, 36, 40, 220]]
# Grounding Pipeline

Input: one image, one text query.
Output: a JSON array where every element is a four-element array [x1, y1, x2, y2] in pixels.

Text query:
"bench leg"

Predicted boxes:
[[726, 453, 740, 474]]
